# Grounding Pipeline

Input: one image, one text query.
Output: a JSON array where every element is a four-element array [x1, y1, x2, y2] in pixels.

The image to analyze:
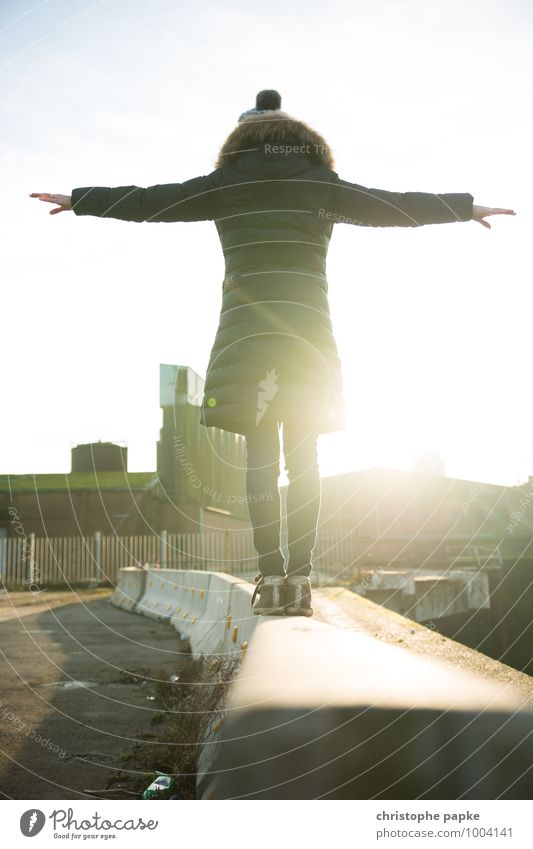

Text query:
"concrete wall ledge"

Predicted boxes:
[[203, 614, 533, 799], [313, 587, 533, 703], [110, 569, 533, 799]]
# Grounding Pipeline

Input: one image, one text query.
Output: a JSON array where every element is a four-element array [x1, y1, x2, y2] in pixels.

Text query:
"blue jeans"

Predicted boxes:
[[244, 420, 321, 578]]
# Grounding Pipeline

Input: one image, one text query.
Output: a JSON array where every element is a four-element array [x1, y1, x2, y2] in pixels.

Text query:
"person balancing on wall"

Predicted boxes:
[[31, 89, 515, 617]]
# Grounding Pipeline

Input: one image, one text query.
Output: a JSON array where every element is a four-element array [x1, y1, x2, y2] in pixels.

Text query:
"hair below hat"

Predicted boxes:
[[216, 109, 335, 170]]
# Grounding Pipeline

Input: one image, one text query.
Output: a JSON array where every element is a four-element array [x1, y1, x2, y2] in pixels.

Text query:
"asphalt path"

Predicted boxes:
[[0, 588, 186, 799]]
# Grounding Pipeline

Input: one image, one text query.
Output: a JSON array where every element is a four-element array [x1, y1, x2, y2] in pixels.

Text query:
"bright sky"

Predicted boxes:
[[2, 0, 531, 485]]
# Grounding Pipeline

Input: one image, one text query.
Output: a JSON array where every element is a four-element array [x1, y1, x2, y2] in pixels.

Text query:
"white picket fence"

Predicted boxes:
[[0, 529, 360, 588]]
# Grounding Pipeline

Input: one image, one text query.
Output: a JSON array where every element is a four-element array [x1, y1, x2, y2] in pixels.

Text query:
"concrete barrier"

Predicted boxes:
[[136, 568, 189, 621], [447, 569, 490, 609], [170, 570, 212, 636], [364, 567, 491, 621], [201, 615, 533, 799], [186, 572, 245, 657], [132, 568, 257, 655], [218, 582, 257, 657], [109, 567, 147, 612], [412, 574, 464, 620]]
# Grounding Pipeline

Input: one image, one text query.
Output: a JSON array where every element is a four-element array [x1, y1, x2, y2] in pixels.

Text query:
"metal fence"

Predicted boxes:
[[0, 529, 502, 589], [0, 529, 361, 588]]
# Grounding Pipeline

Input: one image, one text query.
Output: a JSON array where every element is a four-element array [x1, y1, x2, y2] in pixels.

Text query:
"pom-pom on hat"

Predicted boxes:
[[238, 89, 282, 123]]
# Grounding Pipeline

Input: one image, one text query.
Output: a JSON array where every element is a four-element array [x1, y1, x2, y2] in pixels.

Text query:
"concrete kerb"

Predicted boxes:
[[109, 567, 147, 612], [136, 568, 189, 621]]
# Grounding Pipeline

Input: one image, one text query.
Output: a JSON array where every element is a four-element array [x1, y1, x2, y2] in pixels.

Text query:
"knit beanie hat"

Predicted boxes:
[[238, 89, 282, 123]]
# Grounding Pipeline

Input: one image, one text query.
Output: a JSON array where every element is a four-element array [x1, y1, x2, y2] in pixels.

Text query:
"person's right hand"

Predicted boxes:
[[472, 204, 516, 229], [29, 193, 72, 214]]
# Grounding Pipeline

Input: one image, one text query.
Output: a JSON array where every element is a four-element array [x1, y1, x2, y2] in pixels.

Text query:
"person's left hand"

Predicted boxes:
[[472, 204, 516, 229], [29, 193, 72, 214]]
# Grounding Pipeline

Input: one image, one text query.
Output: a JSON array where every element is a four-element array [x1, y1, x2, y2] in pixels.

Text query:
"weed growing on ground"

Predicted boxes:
[[108, 651, 240, 799]]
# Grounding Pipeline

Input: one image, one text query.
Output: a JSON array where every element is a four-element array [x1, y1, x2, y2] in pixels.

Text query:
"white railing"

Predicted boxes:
[[446, 544, 503, 569]]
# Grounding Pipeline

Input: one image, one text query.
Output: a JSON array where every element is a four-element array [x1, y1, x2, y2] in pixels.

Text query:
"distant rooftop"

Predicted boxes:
[[319, 465, 511, 490], [0, 471, 157, 493]]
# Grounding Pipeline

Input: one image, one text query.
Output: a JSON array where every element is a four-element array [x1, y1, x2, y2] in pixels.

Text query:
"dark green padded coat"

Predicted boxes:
[[71, 114, 473, 436]]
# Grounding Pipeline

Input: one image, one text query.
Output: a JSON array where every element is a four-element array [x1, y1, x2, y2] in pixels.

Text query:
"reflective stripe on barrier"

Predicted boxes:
[[110, 567, 147, 612]]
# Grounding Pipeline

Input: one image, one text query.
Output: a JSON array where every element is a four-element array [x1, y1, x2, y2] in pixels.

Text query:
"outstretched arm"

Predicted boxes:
[[328, 179, 514, 228], [30, 174, 217, 222]]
